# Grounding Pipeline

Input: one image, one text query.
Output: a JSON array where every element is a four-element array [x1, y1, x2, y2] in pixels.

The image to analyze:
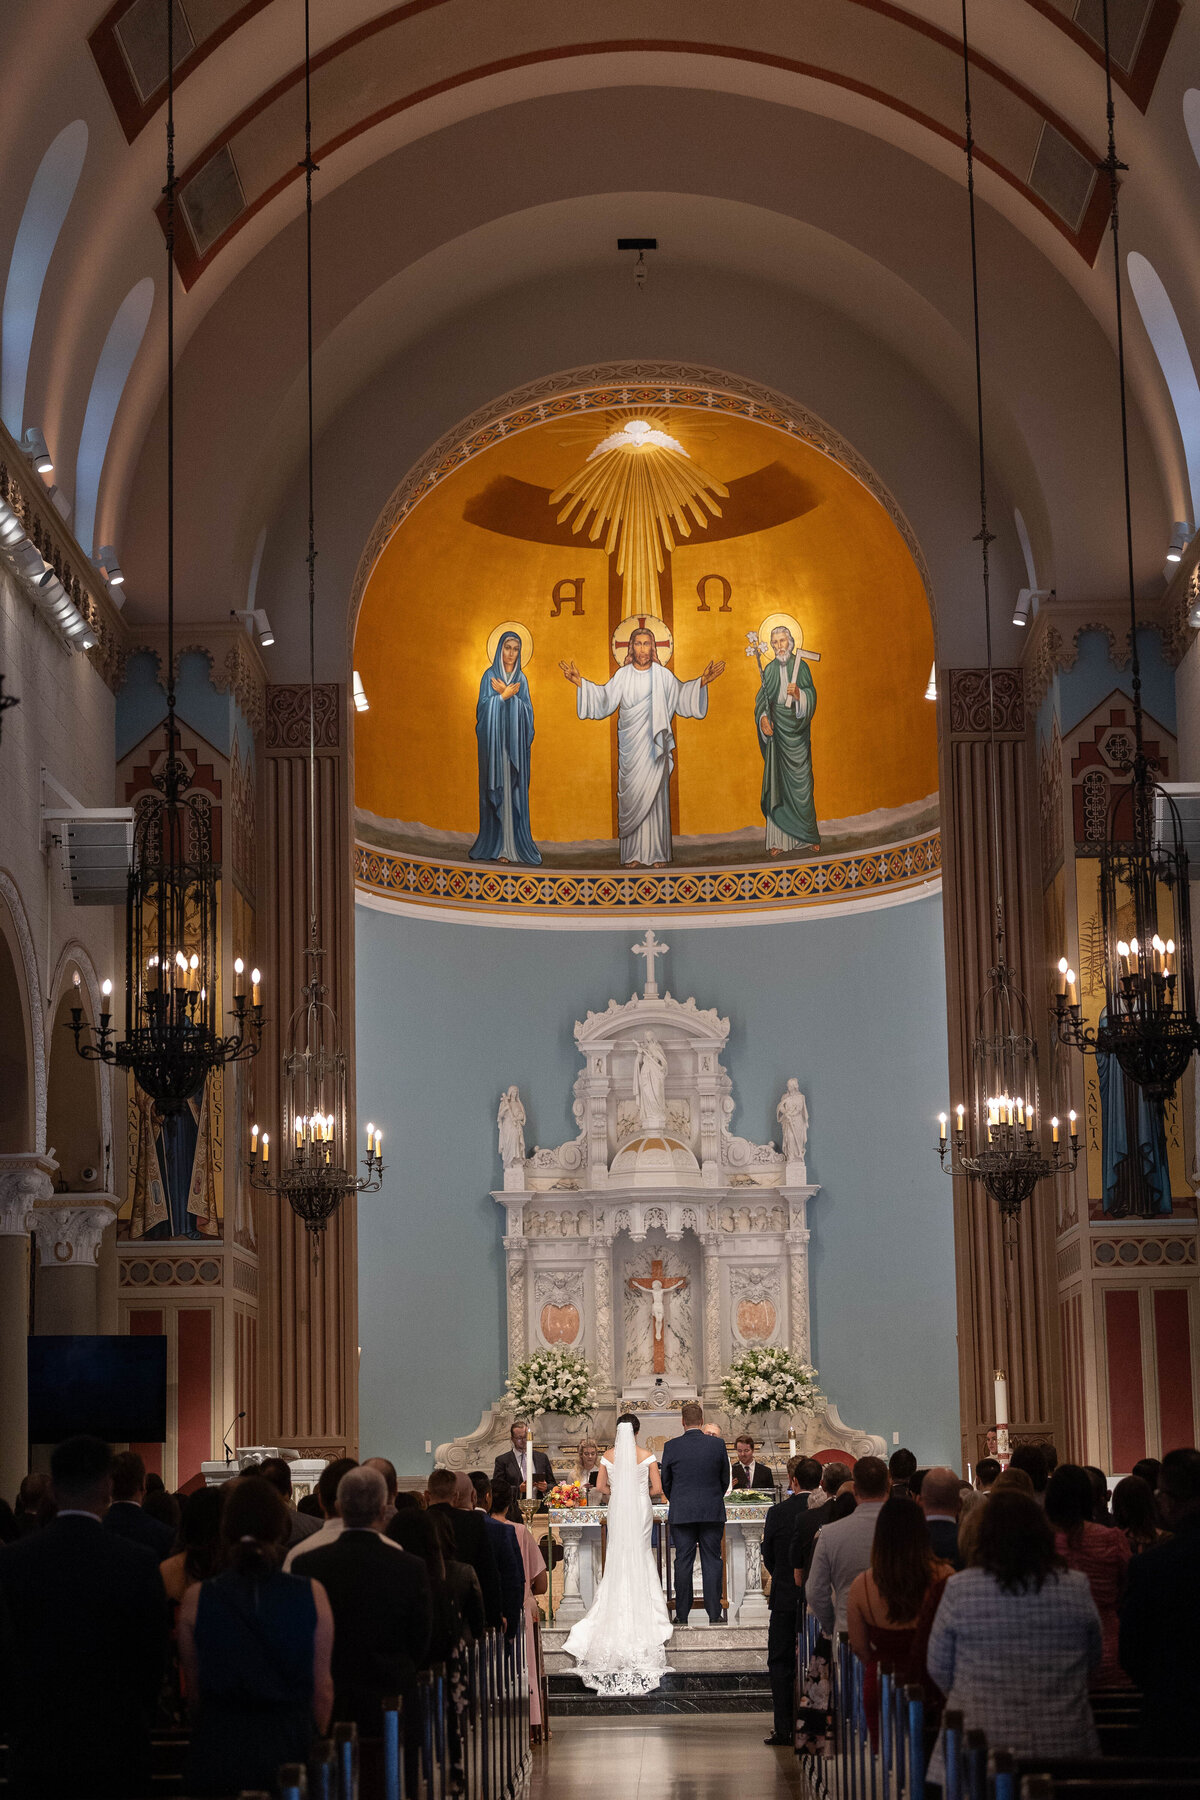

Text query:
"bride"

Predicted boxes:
[[563, 1414, 672, 1695]]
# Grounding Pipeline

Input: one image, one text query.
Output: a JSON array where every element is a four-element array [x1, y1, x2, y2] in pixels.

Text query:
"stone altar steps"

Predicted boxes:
[[543, 1624, 771, 1715]]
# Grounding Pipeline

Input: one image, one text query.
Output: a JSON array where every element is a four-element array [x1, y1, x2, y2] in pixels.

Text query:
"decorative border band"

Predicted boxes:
[[354, 831, 941, 917]]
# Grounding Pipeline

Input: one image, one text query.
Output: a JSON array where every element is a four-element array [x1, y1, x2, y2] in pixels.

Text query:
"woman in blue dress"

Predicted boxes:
[[469, 629, 541, 865]]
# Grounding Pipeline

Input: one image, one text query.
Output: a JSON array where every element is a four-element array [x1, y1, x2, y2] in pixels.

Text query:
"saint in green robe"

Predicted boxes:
[[755, 651, 819, 850]]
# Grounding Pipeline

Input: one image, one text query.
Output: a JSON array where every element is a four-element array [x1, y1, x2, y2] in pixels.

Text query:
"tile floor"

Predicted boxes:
[[529, 1713, 804, 1797]]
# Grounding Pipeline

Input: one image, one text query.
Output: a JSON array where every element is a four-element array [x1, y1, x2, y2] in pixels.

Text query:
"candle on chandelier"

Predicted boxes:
[[374, 1130, 382, 1157], [1166, 938, 1176, 977], [147, 954, 160, 991], [100, 978, 112, 1022], [262, 1132, 270, 1165], [175, 950, 188, 987], [366, 1121, 374, 1152], [1057, 955, 1069, 996], [1066, 969, 1077, 1007], [189, 952, 199, 991], [956, 1104, 965, 1135], [234, 956, 244, 996], [251, 967, 262, 1007], [251, 1123, 259, 1157], [938, 1112, 947, 1142], [1117, 939, 1130, 977], [1069, 1110, 1078, 1141], [1130, 937, 1140, 973], [295, 1116, 304, 1151], [1051, 1116, 1060, 1143]]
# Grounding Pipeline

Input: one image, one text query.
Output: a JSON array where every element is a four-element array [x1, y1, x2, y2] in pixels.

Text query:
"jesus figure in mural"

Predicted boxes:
[[560, 626, 725, 867]]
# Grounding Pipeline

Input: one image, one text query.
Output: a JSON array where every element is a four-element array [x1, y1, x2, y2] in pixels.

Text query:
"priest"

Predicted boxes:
[[561, 626, 724, 867]]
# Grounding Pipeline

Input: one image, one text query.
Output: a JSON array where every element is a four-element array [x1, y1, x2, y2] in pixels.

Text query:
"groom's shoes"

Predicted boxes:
[[763, 1735, 791, 1748]]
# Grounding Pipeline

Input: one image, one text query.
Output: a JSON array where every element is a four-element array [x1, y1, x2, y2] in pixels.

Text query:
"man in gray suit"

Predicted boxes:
[[807, 1456, 891, 1635]]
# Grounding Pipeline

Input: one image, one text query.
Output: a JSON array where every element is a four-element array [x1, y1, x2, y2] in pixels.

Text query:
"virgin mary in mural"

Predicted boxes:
[[469, 624, 540, 865]]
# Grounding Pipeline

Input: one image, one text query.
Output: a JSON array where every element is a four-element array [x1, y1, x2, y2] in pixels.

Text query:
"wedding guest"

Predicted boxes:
[[363, 1456, 400, 1524], [493, 1422, 556, 1518], [1045, 1462, 1130, 1687], [105, 1451, 175, 1560], [297, 1492, 323, 1518], [469, 1470, 526, 1634], [1131, 1456, 1162, 1495], [284, 1456, 358, 1568], [888, 1448, 917, 1500], [1008, 1444, 1049, 1501], [1120, 1447, 1200, 1754], [490, 1479, 550, 1740], [427, 1510, 487, 1640], [0, 1435, 168, 1800], [992, 1466, 1035, 1497], [161, 1485, 225, 1604], [1111, 1475, 1164, 1555], [14, 1469, 53, 1533], [974, 1457, 1001, 1494], [143, 1483, 181, 1538], [925, 1491, 1101, 1784], [178, 1475, 333, 1797], [254, 1456, 322, 1544], [790, 1461, 852, 1593], [730, 1434, 774, 1491], [424, 1466, 503, 1627], [391, 1510, 472, 1789], [297, 1467, 432, 1745], [1043, 1444, 1060, 1475], [762, 1456, 821, 1746], [847, 1494, 953, 1747], [808, 1456, 891, 1636], [919, 1466, 964, 1569], [1085, 1464, 1114, 1525]]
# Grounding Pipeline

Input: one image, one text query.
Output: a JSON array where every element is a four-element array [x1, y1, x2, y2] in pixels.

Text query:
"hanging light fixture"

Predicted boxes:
[[70, 0, 261, 1107], [1053, 0, 1200, 1102], [938, 0, 1078, 1227], [247, 0, 384, 1234]]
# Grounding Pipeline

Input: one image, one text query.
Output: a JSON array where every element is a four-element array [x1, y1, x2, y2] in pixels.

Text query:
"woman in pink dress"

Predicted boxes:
[[489, 1479, 549, 1737]]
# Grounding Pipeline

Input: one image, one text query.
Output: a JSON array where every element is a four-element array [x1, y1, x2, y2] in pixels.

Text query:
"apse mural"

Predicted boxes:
[[353, 391, 939, 908]]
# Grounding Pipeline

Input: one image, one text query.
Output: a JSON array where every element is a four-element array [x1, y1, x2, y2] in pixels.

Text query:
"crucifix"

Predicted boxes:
[[629, 1256, 688, 1375], [632, 929, 669, 999]]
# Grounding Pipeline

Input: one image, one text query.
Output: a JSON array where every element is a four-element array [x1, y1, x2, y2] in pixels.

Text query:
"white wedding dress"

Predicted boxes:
[[563, 1420, 673, 1695]]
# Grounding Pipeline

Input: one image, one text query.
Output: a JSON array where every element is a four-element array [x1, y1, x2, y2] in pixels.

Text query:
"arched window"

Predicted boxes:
[[1126, 251, 1200, 524], [1, 119, 88, 436], [74, 277, 154, 555]]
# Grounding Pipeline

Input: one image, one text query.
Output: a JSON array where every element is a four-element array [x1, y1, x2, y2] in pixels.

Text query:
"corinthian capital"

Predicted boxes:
[[32, 1193, 119, 1266], [0, 1154, 58, 1236]]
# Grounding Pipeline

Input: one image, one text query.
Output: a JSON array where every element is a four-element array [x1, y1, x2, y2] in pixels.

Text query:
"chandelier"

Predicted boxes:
[[247, 0, 384, 1234], [70, 0, 261, 1107], [1053, 0, 1199, 1100], [937, 0, 1078, 1224]]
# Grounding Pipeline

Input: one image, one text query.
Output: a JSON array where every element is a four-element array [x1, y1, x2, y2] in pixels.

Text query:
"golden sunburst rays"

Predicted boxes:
[[547, 415, 729, 620]]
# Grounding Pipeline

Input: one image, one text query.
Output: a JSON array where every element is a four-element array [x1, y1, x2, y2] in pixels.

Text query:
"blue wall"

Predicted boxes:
[[355, 892, 959, 1471]]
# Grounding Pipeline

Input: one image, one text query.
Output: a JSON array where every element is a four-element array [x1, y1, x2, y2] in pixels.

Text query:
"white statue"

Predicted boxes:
[[633, 1032, 668, 1131], [650, 1278, 665, 1341], [498, 1085, 527, 1167], [777, 1078, 809, 1165]]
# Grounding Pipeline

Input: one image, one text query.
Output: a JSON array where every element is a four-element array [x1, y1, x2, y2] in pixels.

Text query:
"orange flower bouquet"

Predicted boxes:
[[546, 1480, 589, 1508]]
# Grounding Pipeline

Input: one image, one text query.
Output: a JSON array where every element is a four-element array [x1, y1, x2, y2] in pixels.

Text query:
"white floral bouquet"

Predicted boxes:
[[503, 1346, 598, 1420], [721, 1346, 823, 1418]]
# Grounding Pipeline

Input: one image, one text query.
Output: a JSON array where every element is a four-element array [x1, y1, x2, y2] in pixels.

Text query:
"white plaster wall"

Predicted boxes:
[[0, 561, 117, 1156]]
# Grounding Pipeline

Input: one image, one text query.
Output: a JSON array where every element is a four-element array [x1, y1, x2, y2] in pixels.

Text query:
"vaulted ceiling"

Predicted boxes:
[[2, 0, 1197, 671]]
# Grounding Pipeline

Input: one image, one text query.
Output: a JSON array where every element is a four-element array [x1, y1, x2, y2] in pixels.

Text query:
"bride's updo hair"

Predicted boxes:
[[616, 1412, 641, 1435]]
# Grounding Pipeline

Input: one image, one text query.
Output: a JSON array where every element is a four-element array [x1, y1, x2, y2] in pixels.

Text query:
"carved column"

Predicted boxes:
[[701, 1234, 722, 1406], [32, 1194, 120, 1335], [941, 670, 1061, 1465], [0, 1156, 54, 1497], [505, 1241, 527, 1370], [591, 1235, 616, 1404], [259, 684, 358, 1457], [785, 1196, 811, 1364]]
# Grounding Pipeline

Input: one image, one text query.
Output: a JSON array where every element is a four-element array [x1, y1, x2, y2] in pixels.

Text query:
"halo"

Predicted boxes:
[[611, 613, 674, 665], [486, 620, 533, 666], [758, 613, 804, 652]]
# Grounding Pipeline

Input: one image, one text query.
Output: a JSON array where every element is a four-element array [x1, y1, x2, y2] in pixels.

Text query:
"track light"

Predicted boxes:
[[229, 606, 274, 647], [1166, 521, 1191, 563], [352, 670, 369, 712], [1012, 587, 1050, 627], [97, 546, 125, 586], [21, 427, 53, 475]]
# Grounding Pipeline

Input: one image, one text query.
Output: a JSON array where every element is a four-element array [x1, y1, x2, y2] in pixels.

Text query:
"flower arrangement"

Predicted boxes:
[[503, 1346, 598, 1420], [721, 1346, 823, 1418], [546, 1480, 589, 1509]]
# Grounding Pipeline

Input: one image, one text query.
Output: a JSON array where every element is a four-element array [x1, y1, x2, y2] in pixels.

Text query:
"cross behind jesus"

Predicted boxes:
[[628, 1257, 688, 1375]]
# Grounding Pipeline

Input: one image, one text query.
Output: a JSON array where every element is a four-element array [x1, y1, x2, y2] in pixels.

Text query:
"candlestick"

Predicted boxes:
[[251, 967, 261, 1007], [956, 1104, 965, 1134], [295, 1116, 303, 1151], [1057, 955, 1068, 996], [189, 952, 199, 991], [366, 1121, 374, 1151], [525, 1437, 535, 1501], [374, 1130, 382, 1157], [262, 1132, 270, 1164], [993, 1368, 1009, 1429], [251, 1123, 259, 1156], [1069, 1109, 1078, 1141], [938, 1112, 947, 1141], [1066, 968, 1077, 1007], [234, 956, 244, 996], [1051, 1116, 1059, 1143], [788, 1431, 797, 1458]]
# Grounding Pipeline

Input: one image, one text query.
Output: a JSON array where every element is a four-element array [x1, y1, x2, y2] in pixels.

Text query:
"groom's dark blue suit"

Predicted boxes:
[[659, 1427, 728, 1624]]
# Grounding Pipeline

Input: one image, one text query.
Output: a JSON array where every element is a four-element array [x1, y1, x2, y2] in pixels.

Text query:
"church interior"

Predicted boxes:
[[1, 0, 1200, 1794]]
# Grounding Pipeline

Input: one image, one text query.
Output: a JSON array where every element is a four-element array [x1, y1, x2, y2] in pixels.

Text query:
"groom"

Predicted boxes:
[[659, 1400, 728, 1625]]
